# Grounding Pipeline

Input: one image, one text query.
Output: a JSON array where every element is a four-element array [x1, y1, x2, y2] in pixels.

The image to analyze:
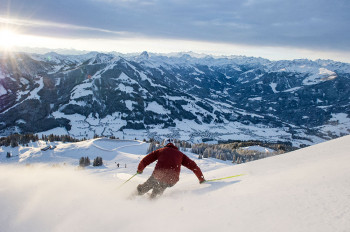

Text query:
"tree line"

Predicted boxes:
[[192, 140, 296, 163], [147, 138, 192, 153], [0, 134, 39, 147], [0, 133, 83, 147], [147, 138, 297, 164]]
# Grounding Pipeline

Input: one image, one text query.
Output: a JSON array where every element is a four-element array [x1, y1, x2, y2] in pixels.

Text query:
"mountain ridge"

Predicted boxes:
[[0, 51, 349, 146]]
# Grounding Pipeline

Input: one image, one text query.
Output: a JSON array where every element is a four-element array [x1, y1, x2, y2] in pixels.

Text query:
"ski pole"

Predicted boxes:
[[205, 174, 245, 182], [117, 173, 138, 189]]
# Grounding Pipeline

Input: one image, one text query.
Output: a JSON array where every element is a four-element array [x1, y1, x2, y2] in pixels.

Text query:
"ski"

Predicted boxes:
[[117, 173, 138, 189], [205, 174, 245, 182]]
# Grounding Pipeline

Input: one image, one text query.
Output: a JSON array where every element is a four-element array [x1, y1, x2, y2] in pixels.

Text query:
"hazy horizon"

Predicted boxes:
[[0, 0, 349, 62]]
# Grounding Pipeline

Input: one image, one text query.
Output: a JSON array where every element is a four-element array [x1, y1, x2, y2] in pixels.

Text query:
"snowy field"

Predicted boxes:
[[0, 136, 350, 232]]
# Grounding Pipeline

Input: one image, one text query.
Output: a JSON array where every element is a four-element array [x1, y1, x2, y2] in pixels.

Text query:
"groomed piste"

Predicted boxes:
[[0, 135, 349, 232]]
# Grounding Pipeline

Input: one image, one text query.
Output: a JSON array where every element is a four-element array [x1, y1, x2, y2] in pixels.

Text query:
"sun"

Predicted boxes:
[[0, 28, 19, 51]]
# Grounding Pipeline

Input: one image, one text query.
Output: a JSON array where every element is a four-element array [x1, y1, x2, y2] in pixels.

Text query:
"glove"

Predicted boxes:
[[200, 179, 206, 184], [137, 170, 143, 174]]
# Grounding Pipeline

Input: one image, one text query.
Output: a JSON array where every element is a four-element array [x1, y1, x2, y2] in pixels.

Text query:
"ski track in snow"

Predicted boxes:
[[0, 136, 349, 232]]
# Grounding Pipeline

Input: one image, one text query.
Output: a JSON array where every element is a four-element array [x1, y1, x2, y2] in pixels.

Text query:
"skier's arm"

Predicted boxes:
[[137, 150, 158, 173], [182, 155, 205, 183]]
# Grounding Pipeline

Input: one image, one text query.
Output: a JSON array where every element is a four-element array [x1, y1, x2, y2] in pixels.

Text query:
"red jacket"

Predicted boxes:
[[137, 143, 205, 185]]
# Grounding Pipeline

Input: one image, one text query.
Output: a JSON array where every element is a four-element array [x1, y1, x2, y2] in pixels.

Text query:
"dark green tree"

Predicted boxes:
[[93, 156, 103, 166], [10, 139, 18, 148], [79, 157, 85, 167], [85, 156, 91, 166], [79, 156, 91, 167]]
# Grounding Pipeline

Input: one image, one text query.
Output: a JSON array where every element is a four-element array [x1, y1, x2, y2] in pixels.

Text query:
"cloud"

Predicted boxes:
[[0, 0, 349, 54], [0, 16, 133, 38]]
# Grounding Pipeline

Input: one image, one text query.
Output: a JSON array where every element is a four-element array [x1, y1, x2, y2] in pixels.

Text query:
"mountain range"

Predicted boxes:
[[1, 51, 349, 146]]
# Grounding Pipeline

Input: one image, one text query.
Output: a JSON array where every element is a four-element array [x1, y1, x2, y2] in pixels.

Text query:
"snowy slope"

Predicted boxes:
[[0, 136, 350, 232]]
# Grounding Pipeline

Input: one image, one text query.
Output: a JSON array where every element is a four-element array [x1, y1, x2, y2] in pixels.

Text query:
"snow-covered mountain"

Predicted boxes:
[[1, 51, 350, 146], [0, 134, 349, 232]]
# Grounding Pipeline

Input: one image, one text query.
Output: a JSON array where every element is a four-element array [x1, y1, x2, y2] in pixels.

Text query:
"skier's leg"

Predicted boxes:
[[137, 176, 158, 195], [150, 181, 170, 199]]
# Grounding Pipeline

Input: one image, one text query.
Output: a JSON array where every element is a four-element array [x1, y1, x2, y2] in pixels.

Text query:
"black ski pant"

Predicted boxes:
[[137, 175, 173, 198]]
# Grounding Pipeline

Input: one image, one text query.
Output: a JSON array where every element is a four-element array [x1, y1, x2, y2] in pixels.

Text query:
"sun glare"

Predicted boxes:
[[0, 28, 19, 50]]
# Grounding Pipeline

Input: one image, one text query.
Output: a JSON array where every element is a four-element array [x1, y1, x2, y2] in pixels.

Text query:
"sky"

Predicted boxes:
[[0, 0, 349, 62]]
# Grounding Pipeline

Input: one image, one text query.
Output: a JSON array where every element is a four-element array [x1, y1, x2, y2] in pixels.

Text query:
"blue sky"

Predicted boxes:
[[0, 0, 349, 61]]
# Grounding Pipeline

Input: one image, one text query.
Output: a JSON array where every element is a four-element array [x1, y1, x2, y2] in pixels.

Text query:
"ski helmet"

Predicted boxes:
[[164, 138, 174, 144]]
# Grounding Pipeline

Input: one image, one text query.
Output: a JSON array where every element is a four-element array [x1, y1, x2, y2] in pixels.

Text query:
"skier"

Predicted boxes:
[[136, 139, 206, 198]]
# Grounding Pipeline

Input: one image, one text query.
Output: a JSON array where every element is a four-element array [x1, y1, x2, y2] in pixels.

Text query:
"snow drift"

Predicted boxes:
[[0, 135, 350, 232]]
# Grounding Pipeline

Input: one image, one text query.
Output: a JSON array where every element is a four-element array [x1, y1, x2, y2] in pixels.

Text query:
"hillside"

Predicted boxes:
[[1, 51, 350, 146], [0, 135, 349, 232]]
